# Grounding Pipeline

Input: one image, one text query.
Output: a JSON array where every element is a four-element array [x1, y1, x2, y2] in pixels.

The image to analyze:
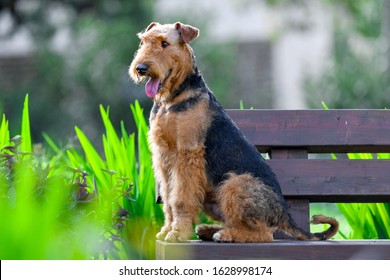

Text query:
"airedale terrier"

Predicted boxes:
[[129, 22, 339, 243]]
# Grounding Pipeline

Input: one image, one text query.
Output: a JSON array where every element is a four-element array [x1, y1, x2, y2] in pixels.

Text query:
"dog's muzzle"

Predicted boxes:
[[136, 63, 149, 76]]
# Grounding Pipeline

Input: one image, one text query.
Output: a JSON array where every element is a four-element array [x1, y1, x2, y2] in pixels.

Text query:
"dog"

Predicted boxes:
[[129, 22, 339, 243]]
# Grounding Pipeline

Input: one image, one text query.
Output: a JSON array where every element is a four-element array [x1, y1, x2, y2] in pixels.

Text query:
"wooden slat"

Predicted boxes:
[[227, 109, 390, 153], [156, 240, 390, 260], [268, 159, 390, 202], [156, 157, 390, 203]]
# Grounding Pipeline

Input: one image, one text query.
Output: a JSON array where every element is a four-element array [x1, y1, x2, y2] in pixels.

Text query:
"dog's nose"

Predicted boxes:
[[136, 63, 149, 75]]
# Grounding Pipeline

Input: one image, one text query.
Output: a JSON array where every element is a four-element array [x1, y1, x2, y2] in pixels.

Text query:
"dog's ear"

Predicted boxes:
[[175, 22, 199, 43], [146, 22, 159, 32], [138, 22, 159, 38]]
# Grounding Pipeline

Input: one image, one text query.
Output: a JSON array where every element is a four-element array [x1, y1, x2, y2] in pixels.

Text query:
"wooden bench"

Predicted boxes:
[[156, 109, 390, 260]]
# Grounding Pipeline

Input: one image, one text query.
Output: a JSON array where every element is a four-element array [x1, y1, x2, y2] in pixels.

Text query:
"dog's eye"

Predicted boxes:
[[161, 41, 170, 48]]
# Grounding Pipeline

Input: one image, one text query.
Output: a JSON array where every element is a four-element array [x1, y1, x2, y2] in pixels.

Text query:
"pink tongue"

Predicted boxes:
[[145, 78, 160, 98]]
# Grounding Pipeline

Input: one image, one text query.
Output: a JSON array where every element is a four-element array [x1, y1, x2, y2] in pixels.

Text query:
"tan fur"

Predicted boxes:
[[148, 91, 212, 241]]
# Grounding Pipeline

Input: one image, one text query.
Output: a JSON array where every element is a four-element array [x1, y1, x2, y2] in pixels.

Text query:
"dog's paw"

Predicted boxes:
[[164, 230, 189, 243], [156, 231, 167, 240], [213, 230, 233, 243], [156, 226, 171, 240]]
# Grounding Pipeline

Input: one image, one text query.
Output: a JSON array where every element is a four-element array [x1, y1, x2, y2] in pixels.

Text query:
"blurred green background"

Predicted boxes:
[[0, 0, 389, 260], [1, 0, 389, 146]]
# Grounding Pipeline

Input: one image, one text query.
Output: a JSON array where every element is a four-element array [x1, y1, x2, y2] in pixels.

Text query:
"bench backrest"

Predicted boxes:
[[227, 109, 390, 231]]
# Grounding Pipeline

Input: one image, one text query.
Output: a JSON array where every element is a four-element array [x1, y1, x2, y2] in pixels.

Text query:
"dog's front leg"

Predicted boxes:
[[164, 148, 207, 242], [151, 146, 175, 241], [156, 193, 174, 241]]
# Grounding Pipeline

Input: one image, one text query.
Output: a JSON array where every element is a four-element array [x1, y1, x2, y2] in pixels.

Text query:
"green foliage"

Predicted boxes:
[[67, 101, 163, 259], [335, 152, 390, 239], [0, 96, 162, 259], [0, 96, 103, 259]]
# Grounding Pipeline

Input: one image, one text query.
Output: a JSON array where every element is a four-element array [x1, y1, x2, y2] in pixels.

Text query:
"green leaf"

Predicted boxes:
[[0, 114, 10, 147], [20, 94, 32, 154], [321, 101, 329, 110], [42, 132, 60, 154], [75, 126, 109, 191]]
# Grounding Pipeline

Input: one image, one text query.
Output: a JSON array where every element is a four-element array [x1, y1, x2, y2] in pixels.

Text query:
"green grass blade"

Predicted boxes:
[[42, 132, 60, 154], [20, 94, 32, 154], [75, 126, 109, 190], [100, 105, 128, 176], [0, 114, 10, 147], [321, 101, 329, 109], [369, 203, 390, 238]]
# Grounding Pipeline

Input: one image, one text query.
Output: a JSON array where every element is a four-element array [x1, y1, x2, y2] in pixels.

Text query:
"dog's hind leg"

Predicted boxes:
[[214, 172, 281, 243]]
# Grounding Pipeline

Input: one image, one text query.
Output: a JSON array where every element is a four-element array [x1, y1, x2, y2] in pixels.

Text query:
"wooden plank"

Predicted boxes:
[[156, 240, 390, 260], [227, 109, 390, 153], [268, 159, 390, 202], [156, 159, 390, 203]]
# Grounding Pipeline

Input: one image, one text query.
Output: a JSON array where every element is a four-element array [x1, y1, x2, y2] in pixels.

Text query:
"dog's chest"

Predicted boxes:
[[149, 108, 179, 148], [149, 101, 211, 151]]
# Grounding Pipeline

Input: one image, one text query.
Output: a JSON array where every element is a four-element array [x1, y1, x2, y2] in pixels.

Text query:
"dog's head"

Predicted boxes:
[[129, 22, 200, 102]]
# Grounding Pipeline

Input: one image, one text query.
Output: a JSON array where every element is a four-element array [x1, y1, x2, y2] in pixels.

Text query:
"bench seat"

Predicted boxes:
[[156, 240, 390, 260]]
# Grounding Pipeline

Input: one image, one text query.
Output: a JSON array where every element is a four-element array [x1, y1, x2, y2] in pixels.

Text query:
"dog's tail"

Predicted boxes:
[[279, 214, 339, 240]]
